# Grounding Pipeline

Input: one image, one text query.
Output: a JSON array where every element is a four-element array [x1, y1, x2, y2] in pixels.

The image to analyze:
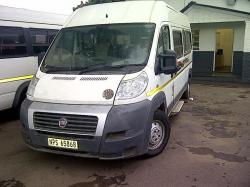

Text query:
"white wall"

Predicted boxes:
[[191, 22, 246, 51], [234, 22, 246, 51], [244, 21, 250, 52]]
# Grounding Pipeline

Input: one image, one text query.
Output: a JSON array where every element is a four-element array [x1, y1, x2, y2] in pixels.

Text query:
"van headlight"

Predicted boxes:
[[27, 76, 39, 97], [116, 72, 148, 100]]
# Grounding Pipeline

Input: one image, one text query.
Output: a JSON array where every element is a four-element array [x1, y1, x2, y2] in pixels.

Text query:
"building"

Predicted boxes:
[[166, 0, 250, 82]]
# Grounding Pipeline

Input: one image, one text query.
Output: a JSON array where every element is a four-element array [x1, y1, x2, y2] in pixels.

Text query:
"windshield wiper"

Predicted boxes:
[[107, 64, 144, 69], [78, 63, 108, 74], [43, 65, 83, 73], [78, 64, 144, 74]]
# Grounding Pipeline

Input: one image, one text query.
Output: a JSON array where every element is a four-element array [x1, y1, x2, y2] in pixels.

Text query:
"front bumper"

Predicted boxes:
[[20, 99, 152, 159]]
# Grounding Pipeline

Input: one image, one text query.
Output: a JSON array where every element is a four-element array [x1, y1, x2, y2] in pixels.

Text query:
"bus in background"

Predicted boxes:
[[0, 5, 68, 112]]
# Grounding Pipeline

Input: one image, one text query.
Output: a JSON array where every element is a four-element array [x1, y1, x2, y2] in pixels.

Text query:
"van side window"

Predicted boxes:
[[184, 31, 192, 55], [0, 26, 27, 58], [173, 31, 183, 58], [157, 26, 170, 55], [30, 29, 57, 55]]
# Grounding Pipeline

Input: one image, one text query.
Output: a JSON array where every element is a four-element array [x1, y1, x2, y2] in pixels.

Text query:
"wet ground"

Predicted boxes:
[[0, 82, 250, 187]]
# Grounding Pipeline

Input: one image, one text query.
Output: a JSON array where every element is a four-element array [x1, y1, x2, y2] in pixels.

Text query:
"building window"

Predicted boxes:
[[30, 29, 57, 55], [192, 30, 199, 50], [173, 31, 183, 58], [184, 30, 192, 54], [0, 27, 27, 58]]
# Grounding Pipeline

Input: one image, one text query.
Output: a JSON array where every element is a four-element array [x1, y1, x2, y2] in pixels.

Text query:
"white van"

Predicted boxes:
[[0, 5, 67, 112], [20, 0, 192, 159]]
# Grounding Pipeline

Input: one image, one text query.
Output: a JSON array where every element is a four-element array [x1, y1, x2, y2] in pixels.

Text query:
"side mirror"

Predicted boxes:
[[158, 50, 180, 74], [38, 52, 46, 65]]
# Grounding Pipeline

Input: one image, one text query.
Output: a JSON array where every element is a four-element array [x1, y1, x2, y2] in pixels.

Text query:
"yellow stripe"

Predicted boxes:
[[147, 63, 191, 97], [0, 75, 34, 84]]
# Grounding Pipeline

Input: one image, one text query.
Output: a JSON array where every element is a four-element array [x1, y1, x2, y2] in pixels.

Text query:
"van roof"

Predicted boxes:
[[0, 5, 68, 26], [65, 0, 190, 28]]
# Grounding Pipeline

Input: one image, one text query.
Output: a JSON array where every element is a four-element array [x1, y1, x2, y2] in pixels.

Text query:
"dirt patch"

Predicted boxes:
[[188, 147, 248, 163], [215, 99, 239, 105], [204, 120, 237, 138], [0, 178, 25, 187], [182, 105, 232, 116], [239, 90, 250, 95], [69, 173, 127, 187]]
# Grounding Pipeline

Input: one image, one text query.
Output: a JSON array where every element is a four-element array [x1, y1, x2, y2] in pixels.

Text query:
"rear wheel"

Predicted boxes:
[[146, 110, 171, 157]]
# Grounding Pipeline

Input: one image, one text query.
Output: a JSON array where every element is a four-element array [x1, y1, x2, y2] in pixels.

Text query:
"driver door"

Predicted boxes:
[[156, 25, 174, 113]]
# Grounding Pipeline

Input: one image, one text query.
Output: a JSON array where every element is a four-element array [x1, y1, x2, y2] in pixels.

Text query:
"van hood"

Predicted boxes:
[[33, 74, 124, 105]]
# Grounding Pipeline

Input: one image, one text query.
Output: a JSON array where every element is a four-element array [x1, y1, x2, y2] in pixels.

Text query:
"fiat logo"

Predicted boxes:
[[103, 89, 114, 100], [58, 118, 67, 128]]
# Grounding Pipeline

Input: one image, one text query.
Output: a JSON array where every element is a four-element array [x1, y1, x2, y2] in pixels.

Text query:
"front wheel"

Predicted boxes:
[[145, 110, 171, 157]]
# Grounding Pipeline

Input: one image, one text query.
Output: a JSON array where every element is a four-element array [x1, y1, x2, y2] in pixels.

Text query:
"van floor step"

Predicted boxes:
[[171, 100, 184, 115]]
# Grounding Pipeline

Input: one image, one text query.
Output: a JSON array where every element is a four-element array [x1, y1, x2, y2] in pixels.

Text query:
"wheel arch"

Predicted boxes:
[[12, 81, 30, 109], [149, 91, 168, 115]]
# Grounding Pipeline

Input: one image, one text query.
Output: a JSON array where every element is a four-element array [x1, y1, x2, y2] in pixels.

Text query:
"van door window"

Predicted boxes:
[[163, 27, 170, 52], [0, 26, 27, 58], [157, 26, 170, 55], [173, 31, 183, 58], [184, 31, 192, 55]]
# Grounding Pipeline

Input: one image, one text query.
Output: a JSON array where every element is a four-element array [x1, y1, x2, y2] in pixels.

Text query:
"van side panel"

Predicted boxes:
[[0, 57, 37, 110]]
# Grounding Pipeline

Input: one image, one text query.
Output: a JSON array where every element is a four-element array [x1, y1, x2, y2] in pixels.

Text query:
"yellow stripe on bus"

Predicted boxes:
[[0, 75, 34, 84]]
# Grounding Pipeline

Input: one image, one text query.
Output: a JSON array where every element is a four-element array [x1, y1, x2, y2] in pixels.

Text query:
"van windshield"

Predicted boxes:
[[41, 23, 155, 74]]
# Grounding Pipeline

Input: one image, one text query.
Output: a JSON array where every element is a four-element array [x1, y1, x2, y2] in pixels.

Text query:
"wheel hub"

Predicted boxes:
[[149, 120, 165, 150]]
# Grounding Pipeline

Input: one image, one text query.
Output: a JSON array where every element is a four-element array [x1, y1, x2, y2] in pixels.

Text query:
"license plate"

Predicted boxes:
[[48, 138, 78, 150]]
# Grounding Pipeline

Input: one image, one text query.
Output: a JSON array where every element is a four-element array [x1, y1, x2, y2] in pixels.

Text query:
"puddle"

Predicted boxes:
[[238, 95, 248, 99], [0, 178, 25, 187], [188, 147, 248, 163], [69, 173, 127, 187]]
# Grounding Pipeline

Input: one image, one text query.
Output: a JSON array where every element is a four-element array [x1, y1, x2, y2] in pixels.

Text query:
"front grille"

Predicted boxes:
[[33, 112, 98, 135]]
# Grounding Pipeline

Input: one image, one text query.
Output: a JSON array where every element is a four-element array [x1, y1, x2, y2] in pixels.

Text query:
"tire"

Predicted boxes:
[[145, 110, 171, 157], [182, 82, 190, 101]]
